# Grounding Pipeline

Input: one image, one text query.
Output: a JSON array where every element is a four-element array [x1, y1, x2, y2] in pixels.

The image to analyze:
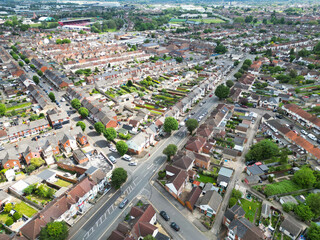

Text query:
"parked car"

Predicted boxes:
[[317, 138, 320, 144], [235, 104, 240, 107], [109, 156, 116, 164], [66, 103, 70, 106], [119, 198, 129, 209], [276, 114, 283, 119], [128, 162, 137, 166], [241, 105, 248, 108], [122, 154, 132, 161], [209, 94, 212, 97], [170, 222, 180, 231], [308, 133, 317, 141], [301, 129, 308, 135], [160, 211, 170, 221], [89, 126, 94, 130], [109, 147, 117, 152], [190, 112, 195, 115]]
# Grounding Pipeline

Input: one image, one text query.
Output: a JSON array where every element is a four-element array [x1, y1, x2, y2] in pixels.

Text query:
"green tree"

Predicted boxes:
[[76, 121, 86, 131], [215, 44, 228, 54], [307, 222, 320, 240], [314, 41, 320, 54], [245, 15, 253, 23], [306, 193, 320, 217], [94, 122, 105, 134], [127, 80, 133, 87], [163, 144, 177, 161], [245, 140, 279, 162], [103, 127, 117, 141], [24, 58, 30, 64], [116, 141, 128, 156], [294, 204, 314, 221], [33, 75, 40, 84], [226, 80, 234, 88], [293, 167, 316, 188], [5, 218, 13, 226], [143, 235, 156, 240], [4, 203, 12, 213], [0, 103, 6, 115], [214, 84, 230, 100], [48, 92, 55, 102], [163, 117, 178, 134], [186, 118, 198, 134], [78, 107, 89, 118], [234, 72, 242, 79], [30, 158, 45, 168], [37, 70, 43, 76], [39, 221, 69, 240], [71, 98, 81, 109], [13, 211, 22, 221], [229, 197, 237, 207], [111, 168, 127, 189], [231, 189, 242, 200], [282, 202, 295, 212], [18, 61, 24, 67]]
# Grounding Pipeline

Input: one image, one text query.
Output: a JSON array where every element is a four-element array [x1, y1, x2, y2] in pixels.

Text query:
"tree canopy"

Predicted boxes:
[[163, 117, 178, 134], [226, 80, 234, 88], [186, 118, 198, 134], [245, 140, 279, 162], [39, 221, 68, 240], [76, 121, 86, 131], [163, 144, 177, 161], [0, 103, 6, 116], [48, 92, 55, 102], [306, 193, 320, 218], [307, 222, 320, 240], [78, 107, 89, 118], [111, 168, 127, 189], [103, 127, 117, 141], [116, 141, 128, 156], [294, 204, 314, 221], [293, 167, 316, 188], [94, 122, 105, 134], [214, 84, 230, 100], [71, 98, 81, 109], [33, 75, 40, 85]]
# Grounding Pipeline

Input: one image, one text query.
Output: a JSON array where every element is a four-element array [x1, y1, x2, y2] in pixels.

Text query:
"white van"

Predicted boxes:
[[308, 133, 317, 141]]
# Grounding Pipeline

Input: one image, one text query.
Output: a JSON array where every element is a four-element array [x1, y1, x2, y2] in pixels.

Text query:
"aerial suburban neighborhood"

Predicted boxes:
[[0, 0, 320, 240]]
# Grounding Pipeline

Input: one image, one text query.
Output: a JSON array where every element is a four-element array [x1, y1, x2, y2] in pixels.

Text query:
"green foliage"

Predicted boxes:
[[39, 221, 69, 240], [5, 218, 13, 226], [215, 43, 227, 54], [94, 122, 105, 134], [214, 84, 230, 100], [226, 80, 234, 88], [76, 121, 86, 131], [56, 39, 71, 44], [0, 103, 6, 115], [4, 203, 13, 213], [33, 75, 40, 84], [111, 168, 127, 189], [186, 118, 198, 134], [231, 189, 242, 200], [127, 80, 133, 87], [118, 133, 131, 140], [263, 180, 301, 197], [229, 197, 237, 207], [294, 204, 314, 221], [307, 222, 320, 240], [78, 107, 89, 118], [282, 202, 295, 212], [103, 127, 117, 141], [293, 167, 316, 188], [143, 235, 156, 240], [13, 211, 22, 221], [30, 158, 45, 168], [116, 141, 128, 156], [306, 193, 320, 218], [163, 117, 178, 134], [18, 61, 24, 67], [163, 144, 177, 161], [23, 184, 36, 195], [158, 170, 166, 180], [245, 140, 279, 162], [48, 92, 55, 102], [71, 98, 81, 110], [37, 70, 43, 76]]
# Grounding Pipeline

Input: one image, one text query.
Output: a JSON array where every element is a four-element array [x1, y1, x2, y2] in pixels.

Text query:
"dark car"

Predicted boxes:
[[119, 198, 129, 209], [317, 138, 320, 144], [160, 211, 170, 221], [89, 126, 94, 130], [276, 114, 283, 119], [246, 161, 255, 166], [170, 222, 180, 231]]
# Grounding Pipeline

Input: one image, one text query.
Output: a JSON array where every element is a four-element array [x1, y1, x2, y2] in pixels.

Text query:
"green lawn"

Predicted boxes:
[[196, 173, 215, 183], [6, 102, 32, 112], [190, 18, 225, 24], [263, 180, 302, 197], [150, 110, 162, 115], [14, 202, 37, 217], [240, 199, 261, 223], [0, 213, 10, 223], [55, 179, 72, 187]]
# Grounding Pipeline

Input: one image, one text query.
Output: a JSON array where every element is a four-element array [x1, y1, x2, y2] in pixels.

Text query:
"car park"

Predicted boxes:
[[119, 198, 129, 209], [160, 211, 170, 221], [170, 222, 180, 231], [122, 154, 132, 161]]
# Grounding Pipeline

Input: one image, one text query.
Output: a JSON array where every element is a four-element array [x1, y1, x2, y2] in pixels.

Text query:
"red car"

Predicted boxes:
[[209, 94, 213, 97], [241, 105, 248, 108]]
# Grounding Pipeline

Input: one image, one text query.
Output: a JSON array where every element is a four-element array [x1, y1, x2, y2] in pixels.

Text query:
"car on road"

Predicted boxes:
[[50, 87, 53, 90], [109, 147, 117, 152], [89, 126, 94, 130], [301, 129, 308, 135], [190, 112, 195, 115], [122, 154, 132, 161], [235, 103, 240, 107], [276, 115, 283, 119], [170, 222, 180, 231], [209, 94, 212, 97], [160, 211, 170, 221], [119, 198, 129, 209], [202, 101, 206, 104], [109, 156, 116, 164], [66, 103, 70, 106], [128, 162, 137, 166]]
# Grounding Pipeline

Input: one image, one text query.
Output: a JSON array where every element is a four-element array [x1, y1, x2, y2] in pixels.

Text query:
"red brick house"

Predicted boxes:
[[76, 132, 89, 147]]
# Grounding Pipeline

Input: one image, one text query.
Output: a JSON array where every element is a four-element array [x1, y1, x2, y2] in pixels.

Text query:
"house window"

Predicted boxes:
[[14, 161, 17, 165], [6, 164, 9, 167]]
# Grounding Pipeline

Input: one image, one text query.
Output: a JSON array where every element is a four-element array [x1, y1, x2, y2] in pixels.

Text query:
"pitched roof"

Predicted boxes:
[[280, 218, 302, 237], [185, 186, 202, 207], [196, 190, 222, 212]]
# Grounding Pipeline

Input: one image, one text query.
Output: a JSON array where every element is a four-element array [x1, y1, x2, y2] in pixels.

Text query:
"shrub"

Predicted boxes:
[[158, 170, 166, 180], [13, 211, 22, 221], [5, 218, 14, 226]]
